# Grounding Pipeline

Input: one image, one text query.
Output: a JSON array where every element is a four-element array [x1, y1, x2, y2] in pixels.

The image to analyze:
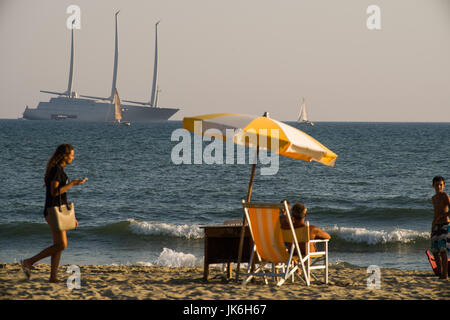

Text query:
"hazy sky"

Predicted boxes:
[[1, 0, 449, 121]]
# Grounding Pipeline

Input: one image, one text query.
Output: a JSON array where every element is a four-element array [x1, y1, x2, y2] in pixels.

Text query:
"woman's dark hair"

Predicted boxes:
[[45, 144, 74, 183]]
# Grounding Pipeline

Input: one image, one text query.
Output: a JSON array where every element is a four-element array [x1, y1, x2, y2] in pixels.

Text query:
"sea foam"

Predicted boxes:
[[127, 219, 203, 239], [327, 225, 429, 245], [136, 248, 203, 267]]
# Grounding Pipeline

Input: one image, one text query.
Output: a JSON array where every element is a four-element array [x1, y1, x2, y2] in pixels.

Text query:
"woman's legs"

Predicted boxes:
[[23, 216, 67, 282], [49, 227, 67, 282]]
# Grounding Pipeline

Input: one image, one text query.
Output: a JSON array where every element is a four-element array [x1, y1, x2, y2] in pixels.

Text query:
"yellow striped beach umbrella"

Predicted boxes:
[[183, 112, 337, 167], [182, 112, 337, 280]]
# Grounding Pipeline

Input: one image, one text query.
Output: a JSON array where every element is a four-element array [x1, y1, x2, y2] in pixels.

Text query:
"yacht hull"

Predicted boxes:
[[23, 97, 178, 122]]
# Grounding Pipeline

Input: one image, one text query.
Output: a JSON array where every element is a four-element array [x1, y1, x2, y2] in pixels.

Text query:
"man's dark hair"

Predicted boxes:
[[292, 202, 307, 219]]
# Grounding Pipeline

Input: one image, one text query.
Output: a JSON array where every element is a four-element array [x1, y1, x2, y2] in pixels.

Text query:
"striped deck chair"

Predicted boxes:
[[281, 221, 329, 285], [241, 200, 309, 286]]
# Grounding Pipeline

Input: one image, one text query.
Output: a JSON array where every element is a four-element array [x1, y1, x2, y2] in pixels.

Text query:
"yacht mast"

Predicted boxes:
[[40, 20, 76, 97], [66, 20, 75, 97], [123, 21, 161, 107], [109, 10, 120, 101], [80, 10, 120, 102], [149, 21, 160, 106]]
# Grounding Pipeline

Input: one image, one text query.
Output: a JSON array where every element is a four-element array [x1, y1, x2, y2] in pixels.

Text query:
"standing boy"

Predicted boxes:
[[431, 176, 450, 280]]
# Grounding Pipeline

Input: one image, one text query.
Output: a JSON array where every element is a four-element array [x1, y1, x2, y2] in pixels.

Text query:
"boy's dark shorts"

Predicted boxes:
[[431, 223, 450, 255]]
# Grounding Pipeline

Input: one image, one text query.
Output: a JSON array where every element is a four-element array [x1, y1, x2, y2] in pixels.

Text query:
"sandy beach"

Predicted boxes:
[[0, 263, 447, 300]]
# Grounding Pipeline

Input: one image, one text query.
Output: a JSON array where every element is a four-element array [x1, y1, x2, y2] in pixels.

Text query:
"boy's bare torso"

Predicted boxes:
[[432, 192, 450, 225]]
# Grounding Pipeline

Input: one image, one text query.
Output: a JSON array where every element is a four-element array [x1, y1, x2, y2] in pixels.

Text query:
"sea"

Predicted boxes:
[[0, 119, 449, 271]]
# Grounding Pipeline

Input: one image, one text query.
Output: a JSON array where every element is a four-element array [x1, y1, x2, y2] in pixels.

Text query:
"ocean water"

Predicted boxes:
[[0, 119, 449, 271]]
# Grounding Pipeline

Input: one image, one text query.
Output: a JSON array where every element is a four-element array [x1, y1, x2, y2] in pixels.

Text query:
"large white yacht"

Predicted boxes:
[[23, 13, 179, 122]]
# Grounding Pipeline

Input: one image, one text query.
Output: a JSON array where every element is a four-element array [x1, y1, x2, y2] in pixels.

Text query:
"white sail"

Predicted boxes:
[[297, 97, 314, 126], [302, 103, 308, 121], [113, 88, 122, 121], [297, 98, 307, 122]]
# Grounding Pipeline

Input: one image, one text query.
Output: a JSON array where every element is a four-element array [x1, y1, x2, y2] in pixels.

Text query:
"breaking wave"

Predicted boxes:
[[127, 219, 203, 239], [326, 225, 429, 245], [136, 248, 203, 267]]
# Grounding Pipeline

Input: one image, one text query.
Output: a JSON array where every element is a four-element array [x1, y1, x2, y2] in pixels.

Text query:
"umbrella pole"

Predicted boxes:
[[235, 147, 258, 281], [246, 162, 257, 202]]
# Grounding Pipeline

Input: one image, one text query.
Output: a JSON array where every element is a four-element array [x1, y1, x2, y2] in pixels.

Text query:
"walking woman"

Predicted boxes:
[[21, 144, 87, 283]]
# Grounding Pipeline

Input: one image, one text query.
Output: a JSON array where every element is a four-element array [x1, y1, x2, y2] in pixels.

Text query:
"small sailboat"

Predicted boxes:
[[113, 88, 130, 126], [297, 97, 314, 126]]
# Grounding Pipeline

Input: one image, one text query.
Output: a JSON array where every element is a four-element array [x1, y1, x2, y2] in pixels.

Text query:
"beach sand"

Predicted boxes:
[[0, 263, 448, 300]]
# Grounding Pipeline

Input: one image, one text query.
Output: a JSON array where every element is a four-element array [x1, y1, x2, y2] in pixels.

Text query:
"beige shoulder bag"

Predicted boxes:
[[47, 185, 76, 232]]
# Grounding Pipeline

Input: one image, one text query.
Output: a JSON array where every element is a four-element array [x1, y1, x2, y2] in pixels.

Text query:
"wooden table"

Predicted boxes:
[[200, 222, 252, 281]]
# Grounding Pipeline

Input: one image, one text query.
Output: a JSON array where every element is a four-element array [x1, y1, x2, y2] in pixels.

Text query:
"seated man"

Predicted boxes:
[[281, 202, 331, 255]]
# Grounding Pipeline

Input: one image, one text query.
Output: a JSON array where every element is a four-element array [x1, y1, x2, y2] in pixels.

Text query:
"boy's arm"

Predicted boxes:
[[445, 192, 450, 209], [445, 193, 450, 218]]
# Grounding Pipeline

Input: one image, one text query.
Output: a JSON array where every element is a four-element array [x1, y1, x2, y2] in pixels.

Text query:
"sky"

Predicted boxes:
[[0, 0, 449, 121]]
